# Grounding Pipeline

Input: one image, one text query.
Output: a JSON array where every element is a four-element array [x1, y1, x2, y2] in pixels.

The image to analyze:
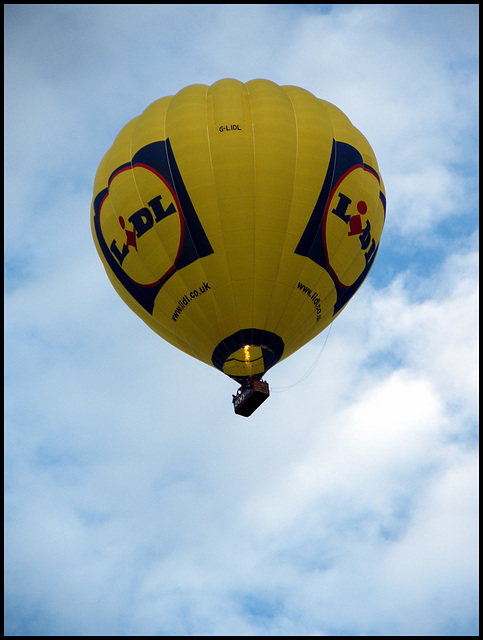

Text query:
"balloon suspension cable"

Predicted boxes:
[[270, 323, 333, 393]]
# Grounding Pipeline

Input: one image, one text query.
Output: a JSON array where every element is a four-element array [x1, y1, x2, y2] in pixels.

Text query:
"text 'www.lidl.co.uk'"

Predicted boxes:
[[171, 282, 211, 322]]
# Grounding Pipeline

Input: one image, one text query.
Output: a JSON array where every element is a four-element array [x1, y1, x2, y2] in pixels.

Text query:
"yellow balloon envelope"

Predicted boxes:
[[91, 79, 386, 388]]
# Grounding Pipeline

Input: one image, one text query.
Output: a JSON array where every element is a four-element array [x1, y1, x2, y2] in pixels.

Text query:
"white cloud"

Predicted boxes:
[[376, 449, 478, 635], [365, 245, 478, 414]]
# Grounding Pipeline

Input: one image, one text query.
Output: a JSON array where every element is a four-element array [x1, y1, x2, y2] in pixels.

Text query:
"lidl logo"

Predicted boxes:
[[92, 140, 213, 315], [100, 164, 184, 287], [295, 140, 386, 313]]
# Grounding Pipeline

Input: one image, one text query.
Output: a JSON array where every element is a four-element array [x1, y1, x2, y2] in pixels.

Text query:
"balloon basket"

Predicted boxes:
[[232, 379, 270, 417]]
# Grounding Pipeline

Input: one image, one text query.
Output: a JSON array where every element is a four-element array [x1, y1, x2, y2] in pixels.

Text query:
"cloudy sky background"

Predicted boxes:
[[5, 4, 478, 636]]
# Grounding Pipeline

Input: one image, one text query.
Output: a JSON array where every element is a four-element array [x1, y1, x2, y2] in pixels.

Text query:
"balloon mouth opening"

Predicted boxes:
[[211, 329, 284, 384]]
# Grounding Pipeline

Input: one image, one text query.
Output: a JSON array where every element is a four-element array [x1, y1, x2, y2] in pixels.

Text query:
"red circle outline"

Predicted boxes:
[[323, 164, 376, 289], [99, 163, 185, 288]]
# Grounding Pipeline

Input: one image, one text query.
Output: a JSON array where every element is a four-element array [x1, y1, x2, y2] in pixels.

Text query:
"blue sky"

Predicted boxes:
[[4, 4, 478, 636]]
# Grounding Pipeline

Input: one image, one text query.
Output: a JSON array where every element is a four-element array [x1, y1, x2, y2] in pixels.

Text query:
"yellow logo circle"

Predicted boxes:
[[99, 164, 184, 286], [324, 166, 385, 288]]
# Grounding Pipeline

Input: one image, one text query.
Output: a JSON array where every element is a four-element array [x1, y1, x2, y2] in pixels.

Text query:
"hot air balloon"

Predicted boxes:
[[91, 79, 386, 416]]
